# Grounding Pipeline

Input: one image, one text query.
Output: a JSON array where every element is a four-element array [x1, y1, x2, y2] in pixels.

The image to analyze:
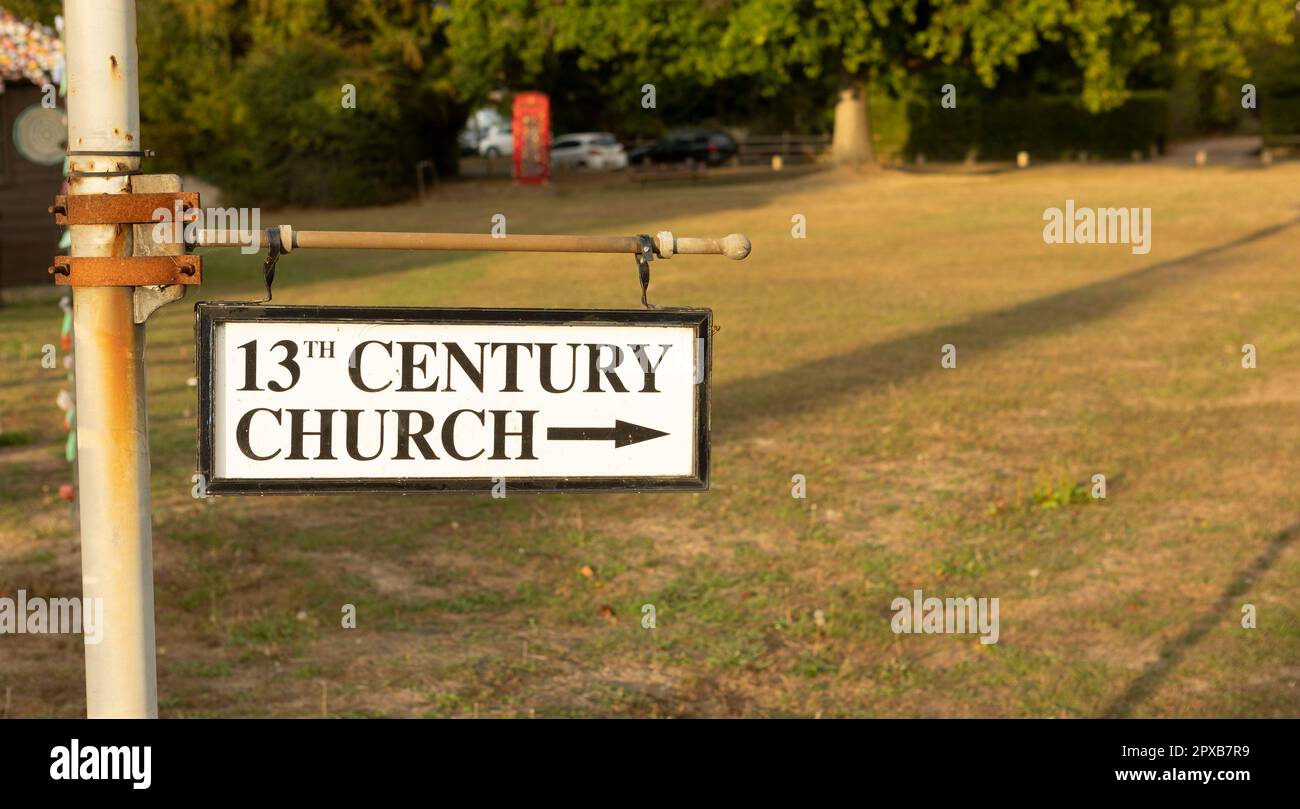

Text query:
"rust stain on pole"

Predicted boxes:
[[80, 293, 142, 480]]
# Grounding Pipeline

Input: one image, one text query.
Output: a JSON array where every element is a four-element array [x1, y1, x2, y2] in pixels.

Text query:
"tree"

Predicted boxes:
[[11, 0, 466, 206], [704, 0, 1298, 164], [1160, 0, 1299, 134], [135, 0, 465, 206], [442, 0, 757, 137], [15, 0, 1296, 189], [447, 0, 1296, 166]]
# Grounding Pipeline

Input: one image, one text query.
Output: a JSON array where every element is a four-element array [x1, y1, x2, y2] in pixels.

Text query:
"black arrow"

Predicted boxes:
[[547, 420, 669, 448]]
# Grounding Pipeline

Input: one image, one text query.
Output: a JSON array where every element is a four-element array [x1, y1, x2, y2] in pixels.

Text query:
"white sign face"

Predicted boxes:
[[196, 305, 710, 493]]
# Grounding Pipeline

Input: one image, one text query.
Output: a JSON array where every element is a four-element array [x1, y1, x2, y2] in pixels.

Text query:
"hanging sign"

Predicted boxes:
[[195, 304, 710, 494]]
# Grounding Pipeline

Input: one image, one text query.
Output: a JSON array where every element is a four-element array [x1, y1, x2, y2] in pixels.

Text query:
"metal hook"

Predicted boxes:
[[636, 234, 656, 309], [256, 226, 281, 304]]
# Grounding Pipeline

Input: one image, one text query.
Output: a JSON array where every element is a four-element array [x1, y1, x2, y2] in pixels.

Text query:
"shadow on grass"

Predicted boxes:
[[713, 214, 1300, 440], [1101, 520, 1300, 717]]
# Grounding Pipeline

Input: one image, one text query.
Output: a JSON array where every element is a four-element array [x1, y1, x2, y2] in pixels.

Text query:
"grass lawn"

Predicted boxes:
[[3, 162, 1299, 717]]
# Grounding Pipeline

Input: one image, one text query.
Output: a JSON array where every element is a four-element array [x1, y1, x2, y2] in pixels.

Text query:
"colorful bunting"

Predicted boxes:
[[0, 9, 63, 88]]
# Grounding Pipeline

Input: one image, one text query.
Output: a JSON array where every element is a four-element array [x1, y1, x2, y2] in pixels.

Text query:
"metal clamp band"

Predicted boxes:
[[67, 149, 155, 158], [49, 255, 202, 287], [50, 192, 199, 226]]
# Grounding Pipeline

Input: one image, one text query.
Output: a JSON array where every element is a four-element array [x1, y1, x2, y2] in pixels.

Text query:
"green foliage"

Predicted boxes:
[[1031, 476, 1093, 510], [1170, 0, 1296, 77], [866, 90, 911, 159], [789, 651, 837, 678], [1163, 12, 1300, 137], [1248, 17, 1300, 136], [447, 1, 1295, 144], [1261, 98, 1300, 137], [134, 0, 464, 207], [204, 34, 412, 207], [0, 431, 33, 447], [903, 90, 1169, 161], [11, 1, 1300, 198], [443, 0, 833, 136], [1, 0, 60, 22]]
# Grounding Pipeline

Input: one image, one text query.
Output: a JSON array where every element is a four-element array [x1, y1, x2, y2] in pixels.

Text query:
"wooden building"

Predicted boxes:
[[0, 8, 64, 290]]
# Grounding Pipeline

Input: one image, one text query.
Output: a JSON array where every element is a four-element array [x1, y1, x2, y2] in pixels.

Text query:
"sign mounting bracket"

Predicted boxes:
[[636, 234, 656, 309]]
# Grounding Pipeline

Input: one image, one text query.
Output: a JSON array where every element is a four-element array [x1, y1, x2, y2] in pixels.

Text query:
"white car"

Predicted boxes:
[[459, 107, 508, 154], [550, 132, 628, 171], [477, 124, 513, 158]]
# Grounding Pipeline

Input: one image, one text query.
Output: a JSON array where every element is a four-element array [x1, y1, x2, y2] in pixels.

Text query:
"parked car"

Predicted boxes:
[[550, 132, 628, 171], [627, 129, 738, 167], [458, 107, 508, 155], [477, 124, 514, 158]]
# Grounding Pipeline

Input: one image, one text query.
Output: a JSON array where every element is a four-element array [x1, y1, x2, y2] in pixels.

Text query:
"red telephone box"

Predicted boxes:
[[512, 92, 550, 185]]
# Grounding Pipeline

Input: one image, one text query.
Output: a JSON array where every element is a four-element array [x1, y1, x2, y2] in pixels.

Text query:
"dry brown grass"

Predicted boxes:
[[3, 161, 1300, 717]]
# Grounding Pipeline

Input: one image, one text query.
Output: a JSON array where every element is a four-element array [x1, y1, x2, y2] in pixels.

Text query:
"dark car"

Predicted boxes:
[[628, 129, 738, 167]]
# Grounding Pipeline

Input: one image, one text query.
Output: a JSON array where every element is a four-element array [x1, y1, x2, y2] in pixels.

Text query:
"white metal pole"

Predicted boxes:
[[65, 0, 157, 718]]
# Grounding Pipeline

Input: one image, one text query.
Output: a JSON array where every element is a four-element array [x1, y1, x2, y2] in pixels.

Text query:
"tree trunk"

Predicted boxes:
[[831, 82, 877, 166]]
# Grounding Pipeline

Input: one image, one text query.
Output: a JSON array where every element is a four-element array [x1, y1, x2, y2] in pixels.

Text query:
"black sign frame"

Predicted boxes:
[[195, 303, 711, 495]]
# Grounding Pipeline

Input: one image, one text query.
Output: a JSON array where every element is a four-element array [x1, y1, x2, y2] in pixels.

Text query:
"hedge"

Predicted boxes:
[[873, 91, 1170, 162]]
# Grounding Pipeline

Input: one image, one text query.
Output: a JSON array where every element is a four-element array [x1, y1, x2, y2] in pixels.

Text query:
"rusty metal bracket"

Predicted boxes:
[[50, 191, 199, 226], [131, 175, 193, 323], [130, 175, 193, 322], [50, 255, 202, 287], [49, 177, 200, 319]]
